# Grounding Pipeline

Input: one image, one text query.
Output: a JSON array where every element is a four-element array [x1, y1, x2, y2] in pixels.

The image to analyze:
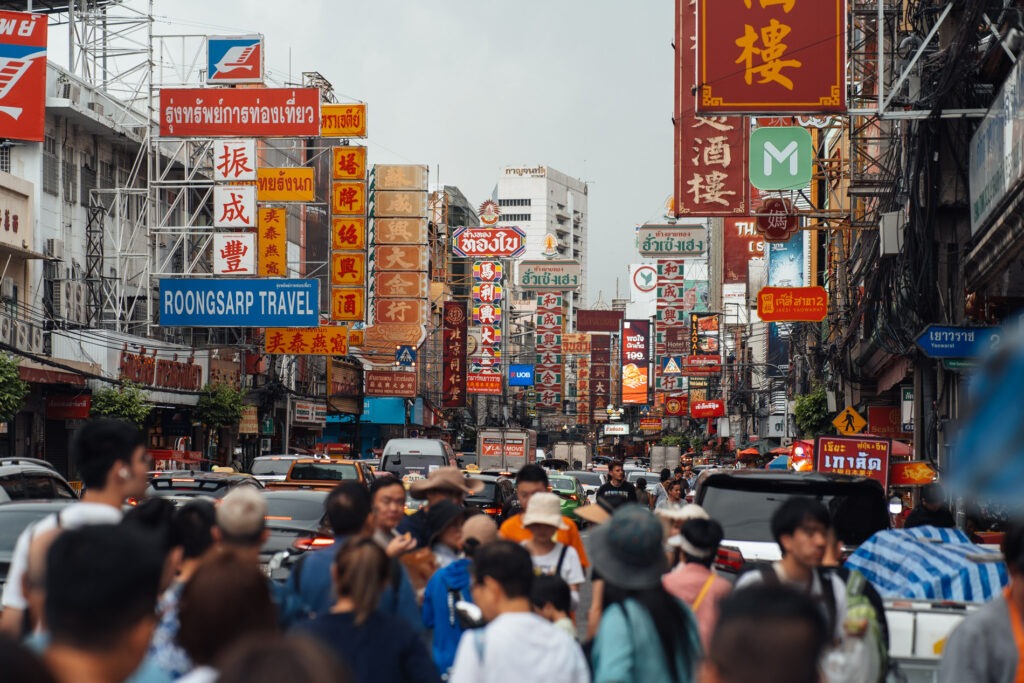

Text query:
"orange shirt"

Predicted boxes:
[[499, 513, 590, 568]]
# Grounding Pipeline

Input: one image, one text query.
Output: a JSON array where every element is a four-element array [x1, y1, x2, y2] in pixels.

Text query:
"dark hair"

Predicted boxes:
[[368, 474, 404, 500], [216, 635, 352, 683], [333, 538, 391, 624], [177, 551, 278, 665], [46, 524, 163, 651], [122, 497, 179, 557], [636, 477, 648, 490], [471, 541, 534, 599], [324, 482, 372, 536], [515, 464, 549, 487], [660, 468, 672, 482], [709, 585, 829, 683], [674, 466, 685, 475], [0, 635, 57, 683], [1003, 520, 1024, 571], [72, 419, 145, 490], [667, 479, 684, 495], [602, 582, 698, 680], [609, 459, 625, 472], [770, 497, 831, 549], [922, 483, 945, 505], [680, 518, 724, 567], [174, 499, 217, 560], [530, 574, 571, 614]]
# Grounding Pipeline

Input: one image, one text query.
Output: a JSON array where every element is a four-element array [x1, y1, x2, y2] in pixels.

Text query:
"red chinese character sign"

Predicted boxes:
[[442, 302, 468, 408], [214, 186, 256, 228], [675, 0, 749, 216], [0, 11, 47, 143], [697, 0, 846, 114], [757, 198, 799, 241], [213, 234, 255, 275]]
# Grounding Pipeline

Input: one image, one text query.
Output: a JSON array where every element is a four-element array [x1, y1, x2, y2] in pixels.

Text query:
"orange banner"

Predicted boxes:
[[374, 299, 424, 325], [332, 146, 367, 180], [331, 181, 367, 215], [331, 288, 366, 322], [264, 327, 348, 355], [322, 103, 367, 138], [375, 218, 428, 245], [332, 218, 366, 250], [331, 253, 366, 286], [376, 272, 428, 299], [257, 208, 287, 277], [254, 167, 315, 202], [757, 286, 828, 322], [890, 461, 937, 488]]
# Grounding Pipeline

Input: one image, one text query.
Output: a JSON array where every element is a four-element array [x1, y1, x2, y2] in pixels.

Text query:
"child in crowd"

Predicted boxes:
[[520, 493, 585, 610], [530, 575, 576, 641]]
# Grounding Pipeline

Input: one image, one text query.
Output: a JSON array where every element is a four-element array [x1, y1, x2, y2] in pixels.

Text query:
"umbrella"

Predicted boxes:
[[846, 526, 1008, 602], [769, 446, 789, 455], [738, 447, 759, 456], [766, 455, 789, 470]]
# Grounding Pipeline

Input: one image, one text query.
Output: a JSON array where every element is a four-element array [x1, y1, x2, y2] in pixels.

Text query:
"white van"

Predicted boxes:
[[379, 439, 455, 479]]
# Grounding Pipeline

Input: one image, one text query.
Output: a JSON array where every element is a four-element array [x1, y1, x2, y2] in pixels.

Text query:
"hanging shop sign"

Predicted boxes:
[[238, 405, 259, 435], [159, 279, 319, 327], [213, 139, 257, 181], [518, 260, 582, 291], [467, 372, 502, 396], [815, 436, 891, 490], [757, 286, 828, 322], [258, 208, 287, 277], [263, 326, 349, 356], [213, 185, 256, 229], [249, 167, 315, 202], [375, 164, 429, 191], [365, 370, 417, 398], [451, 227, 526, 258], [577, 309, 623, 333], [321, 103, 367, 138], [213, 233, 256, 275], [46, 395, 91, 420], [637, 225, 706, 257], [690, 399, 725, 419], [376, 218, 428, 245], [890, 461, 937, 488], [621, 319, 650, 406], [292, 400, 327, 426], [332, 145, 368, 180], [442, 302, 468, 408], [0, 10, 47, 142], [159, 87, 320, 137], [664, 394, 689, 416], [756, 198, 800, 241], [206, 35, 263, 84], [119, 350, 203, 392]]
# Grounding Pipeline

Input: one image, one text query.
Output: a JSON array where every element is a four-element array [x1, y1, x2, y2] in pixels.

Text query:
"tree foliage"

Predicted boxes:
[[794, 384, 833, 437], [0, 355, 28, 423], [194, 383, 245, 430], [91, 381, 153, 426]]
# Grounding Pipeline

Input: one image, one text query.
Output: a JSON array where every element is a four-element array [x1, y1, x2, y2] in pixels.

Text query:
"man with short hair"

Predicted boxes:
[[595, 460, 637, 504], [397, 466, 483, 548], [498, 464, 588, 568], [1, 419, 151, 636], [904, 483, 956, 529], [448, 541, 588, 683], [700, 584, 830, 683], [43, 524, 164, 683]]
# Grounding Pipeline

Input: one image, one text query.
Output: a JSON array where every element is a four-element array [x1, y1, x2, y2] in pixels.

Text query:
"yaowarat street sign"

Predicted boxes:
[[757, 286, 828, 322], [365, 370, 417, 398], [637, 225, 707, 257], [697, 0, 846, 114], [451, 227, 526, 258], [815, 436, 891, 490], [518, 260, 582, 291], [159, 88, 321, 137]]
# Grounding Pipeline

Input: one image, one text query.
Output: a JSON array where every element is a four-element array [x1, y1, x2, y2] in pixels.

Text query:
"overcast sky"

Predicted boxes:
[[55, 0, 674, 302]]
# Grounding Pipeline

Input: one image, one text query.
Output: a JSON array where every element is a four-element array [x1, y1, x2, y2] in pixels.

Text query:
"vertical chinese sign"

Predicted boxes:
[[257, 208, 286, 277], [442, 301, 468, 408], [470, 261, 503, 380], [535, 293, 564, 410], [590, 335, 612, 421], [212, 140, 258, 276], [675, 0, 748, 216], [0, 11, 47, 142], [621, 320, 650, 405], [697, 0, 846, 114], [331, 145, 368, 323], [655, 259, 687, 396]]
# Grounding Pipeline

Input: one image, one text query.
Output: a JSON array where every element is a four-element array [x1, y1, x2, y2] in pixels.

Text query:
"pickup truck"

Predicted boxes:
[[264, 458, 373, 491]]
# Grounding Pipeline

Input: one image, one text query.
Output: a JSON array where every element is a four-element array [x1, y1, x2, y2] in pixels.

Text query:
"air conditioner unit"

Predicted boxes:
[[0, 278, 14, 301], [86, 101, 104, 116], [14, 321, 29, 352], [30, 326, 44, 354], [46, 239, 65, 262], [52, 280, 73, 321], [0, 315, 11, 346], [73, 282, 88, 324]]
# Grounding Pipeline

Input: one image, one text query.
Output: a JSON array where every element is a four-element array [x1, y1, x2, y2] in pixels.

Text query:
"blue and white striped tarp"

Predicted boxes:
[[844, 526, 1008, 603]]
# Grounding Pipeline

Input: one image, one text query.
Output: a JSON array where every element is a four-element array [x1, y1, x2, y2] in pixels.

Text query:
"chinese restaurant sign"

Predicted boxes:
[[263, 327, 349, 356], [815, 436, 891, 490], [637, 225, 707, 257], [159, 88, 321, 137], [757, 286, 828, 322], [697, 0, 846, 114], [0, 11, 47, 142]]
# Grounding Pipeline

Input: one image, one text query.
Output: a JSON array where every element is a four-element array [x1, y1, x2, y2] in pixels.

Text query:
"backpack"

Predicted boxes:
[[842, 569, 888, 683]]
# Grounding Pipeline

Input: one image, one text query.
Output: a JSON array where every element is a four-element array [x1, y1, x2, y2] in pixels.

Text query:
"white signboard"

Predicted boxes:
[[213, 233, 256, 275], [213, 139, 257, 181], [604, 423, 630, 436], [213, 185, 256, 228]]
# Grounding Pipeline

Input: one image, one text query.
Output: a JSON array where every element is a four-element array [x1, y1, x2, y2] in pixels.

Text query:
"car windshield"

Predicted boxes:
[[569, 472, 604, 486], [626, 471, 651, 482], [466, 482, 497, 502], [549, 477, 575, 491], [289, 463, 358, 481], [252, 460, 293, 476], [699, 480, 889, 544], [384, 454, 446, 475], [264, 496, 326, 522], [0, 508, 62, 551]]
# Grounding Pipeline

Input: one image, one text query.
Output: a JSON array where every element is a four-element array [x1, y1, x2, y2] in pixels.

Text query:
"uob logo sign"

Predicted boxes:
[[508, 364, 535, 387]]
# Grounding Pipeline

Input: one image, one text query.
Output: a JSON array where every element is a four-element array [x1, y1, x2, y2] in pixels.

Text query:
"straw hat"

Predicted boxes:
[[409, 467, 484, 500]]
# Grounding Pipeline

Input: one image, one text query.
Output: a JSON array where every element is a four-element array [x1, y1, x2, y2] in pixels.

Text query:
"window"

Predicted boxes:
[[500, 213, 531, 222], [43, 136, 58, 195], [61, 145, 77, 204], [0, 146, 9, 174], [497, 198, 531, 207]]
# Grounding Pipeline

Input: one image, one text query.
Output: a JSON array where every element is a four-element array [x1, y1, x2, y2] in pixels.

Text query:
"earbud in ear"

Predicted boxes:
[[119, 467, 131, 480]]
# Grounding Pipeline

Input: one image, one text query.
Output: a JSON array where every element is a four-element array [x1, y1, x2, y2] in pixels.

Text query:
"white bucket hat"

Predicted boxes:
[[521, 492, 567, 529]]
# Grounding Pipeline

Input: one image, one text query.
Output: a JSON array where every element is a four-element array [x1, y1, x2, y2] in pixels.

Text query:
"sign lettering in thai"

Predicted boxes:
[[159, 279, 319, 328], [621, 319, 650, 405], [46, 395, 91, 420], [815, 436, 891, 490], [159, 88, 321, 137], [890, 461, 937, 487], [264, 327, 349, 356], [321, 103, 367, 138], [683, 355, 722, 375], [690, 399, 725, 419], [518, 260, 582, 291], [757, 286, 828, 322], [562, 333, 591, 355], [0, 11, 47, 142], [451, 227, 526, 258], [248, 167, 315, 202], [365, 370, 417, 398], [637, 225, 706, 257], [467, 372, 502, 396]]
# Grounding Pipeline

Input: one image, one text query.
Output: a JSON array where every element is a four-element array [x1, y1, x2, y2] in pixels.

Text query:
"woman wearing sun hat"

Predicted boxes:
[[589, 505, 702, 683], [521, 492, 586, 610]]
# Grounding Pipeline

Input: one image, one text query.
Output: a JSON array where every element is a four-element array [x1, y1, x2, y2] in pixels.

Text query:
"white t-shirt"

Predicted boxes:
[[524, 541, 585, 610], [449, 612, 589, 683], [734, 561, 848, 642], [1, 502, 123, 610]]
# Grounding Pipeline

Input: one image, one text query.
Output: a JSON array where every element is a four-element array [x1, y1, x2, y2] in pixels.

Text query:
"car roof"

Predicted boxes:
[[261, 489, 328, 501], [151, 471, 263, 485], [698, 469, 886, 487], [0, 464, 64, 477], [254, 455, 302, 461], [0, 499, 77, 512], [292, 458, 359, 465]]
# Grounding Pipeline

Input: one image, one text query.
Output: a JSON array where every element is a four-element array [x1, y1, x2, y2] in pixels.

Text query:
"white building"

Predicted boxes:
[[494, 165, 588, 318]]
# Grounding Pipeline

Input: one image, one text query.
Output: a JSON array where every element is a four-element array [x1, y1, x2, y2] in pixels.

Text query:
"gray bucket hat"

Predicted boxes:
[[589, 504, 667, 590]]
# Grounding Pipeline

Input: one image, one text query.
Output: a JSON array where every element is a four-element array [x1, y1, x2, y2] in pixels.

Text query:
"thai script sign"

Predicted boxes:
[[518, 260, 582, 291], [159, 279, 319, 327], [264, 327, 349, 356], [321, 103, 367, 138], [815, 436, 891, 490], [757, 286, 828, 322], [452, 227, 526, 258], [637, 225, 706, 257], [119, 351, 203, 392], [365, 370, 417, 398], [562, 333, 591, 355], [621, 319, 650, 405], [249, 167, 315, 202], [207, 35, 263, 84], [159, 88, 320, 137], [0, 11, 47, 142], [46, 395, 91, 420], [577, 309, 623, 333], [467, 372, 502, 396], [690, 399, 725, 419], [683, 355, 722, 375]]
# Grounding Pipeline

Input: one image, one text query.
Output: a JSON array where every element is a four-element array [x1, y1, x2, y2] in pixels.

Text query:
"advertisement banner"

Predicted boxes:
[[675, 0, 748, 216], [264, 326, 348, 356], [213, 233, 256, 275], [757, 286, 828, 322], [321, 103, 367, 138], [683, 355, 722, 375], [577, 309, 623, 333], [213, 186, 256, 228], [621, 320, 650, 405], [890, 461, 937, 488], [160, 88, 320, 137], [258, 208, 287, 277], [637, 225, 706, 257], [442, 302, 468, 408], [451, 227, 527, 258], [508, 364, 535, 387], [604, 424, 630, 436], [214, 139, 257, 181], [518, 260, 582, 291], [867, 406, 912, 440], [365, 370, 417, 398], [467, 372, 502, 396], [159, 279, 319, 327], [332, 146, 368, 180], [690, 399, 725, 419], [252, 167, 315, 202], [0, 11, 47, 142], [690, 313, 720, 354], [206, 35, 263, 84], [815, 436, 891, 490], [640, 417, 664, 433], [697, 0, 846, 113], [724, 218, 765, 283]]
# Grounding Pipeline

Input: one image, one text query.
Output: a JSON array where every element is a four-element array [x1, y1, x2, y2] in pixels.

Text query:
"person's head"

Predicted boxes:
[[324, 481, 372, 537], [666, 479, 684, 501], [676, 518, 724, 568], [409, 467, 483, 506], [1002, 520, 1024, 578], [122, 497, 182, 591], [522, 491, 566, 545], [683, 464, 694, 478], [703, 585, 829, 683], [369, 475, 406, 532], [608, 460, 625, 484], [331, 538, 391, 624], [770, 497, 830, 569], [45, 525, 163, 678], [921, 483, 945, 511], [636, 477, 648, 492], [215, 486, 268, 554], [216, 635, 351, 683], [660, 468, 672, 483], [674, 466, 685, 480], [530, 574, 572, 622], [72, 419, 149, 500], [174, 498, 217, 563], [470, 541, 535, 622], [426, 500, 466, 552], [461, 514, 498, 558], [177, 551, 278, 666], [0, 635, 56, 683], [22, 528, 61, 632], [514, 464, 550, 512]]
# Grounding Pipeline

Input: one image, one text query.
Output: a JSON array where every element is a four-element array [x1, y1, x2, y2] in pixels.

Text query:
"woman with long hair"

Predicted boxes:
[[291, 537, 440, 683], [589, 505, 701, 683]]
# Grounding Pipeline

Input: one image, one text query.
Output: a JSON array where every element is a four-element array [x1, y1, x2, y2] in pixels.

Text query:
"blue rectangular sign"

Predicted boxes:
[[508, 364, 535, 387], [160, 279, 319, 327], [914, 325, 999, 359]]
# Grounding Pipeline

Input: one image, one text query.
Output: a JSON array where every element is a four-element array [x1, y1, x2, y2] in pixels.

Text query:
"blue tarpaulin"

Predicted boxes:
[[845, 526, 1008, 603], [766, 455, 789, 470]]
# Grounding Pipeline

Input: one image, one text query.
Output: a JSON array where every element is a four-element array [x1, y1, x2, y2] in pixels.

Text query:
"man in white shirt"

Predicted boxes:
[[449, 541, 589, 683], [0, 419, 151, 636]]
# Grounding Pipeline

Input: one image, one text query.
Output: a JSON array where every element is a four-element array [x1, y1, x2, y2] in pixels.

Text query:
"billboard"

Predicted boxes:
[[637, 225, 706, 257], [264, 326, 348, 355], [621, 319, 650, 405], [160, 88, 320, 137], [518, 260, 582, 291], [697, 0, 846, 113], [815, 436, 891, 490], [723, 218, 765, 283], [0, 11, 47, 142], [206, 35, 263, 84], [508, 364, 535, 387], [442, 302, 468, 408], [766, 232, 806, 376], [159, 279, 319, 327]]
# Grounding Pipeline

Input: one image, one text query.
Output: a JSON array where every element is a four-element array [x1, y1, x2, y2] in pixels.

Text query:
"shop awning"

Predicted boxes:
[[18, 359, 93, 386]]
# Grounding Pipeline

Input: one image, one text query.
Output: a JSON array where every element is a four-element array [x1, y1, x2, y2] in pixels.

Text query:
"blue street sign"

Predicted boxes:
[[913, 325, 1000, 359], [661, 356, 684, 375], [159, 279, 319, 327], [396, 345, 417, 366]]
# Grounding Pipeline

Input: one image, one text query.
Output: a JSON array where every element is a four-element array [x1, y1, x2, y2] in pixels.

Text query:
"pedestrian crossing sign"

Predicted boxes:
[[833, 406, 866, 435], [661, 356, 683, 375], [395, 345, 417, 367]]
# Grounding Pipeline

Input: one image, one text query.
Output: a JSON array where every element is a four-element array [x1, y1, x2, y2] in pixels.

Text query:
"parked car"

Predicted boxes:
[[379, 438, 456, 479], [625, 469, 654, 484], [563, 470, 605, 503], [548, 474, 587, 522], [265, 459, 373, 491], [0, 458, 78, 502], [457, 452, 478, 469], [147, 470, 263, 505], [260, 490, 330, 579], [463, 474, 516, 524], [0, 499, 78, 593], [249, 455, 305, 484]]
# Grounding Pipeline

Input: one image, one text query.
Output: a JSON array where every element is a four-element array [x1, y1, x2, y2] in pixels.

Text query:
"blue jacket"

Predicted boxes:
[[422, 558, 472, 674], [286, 535, 424, 634]]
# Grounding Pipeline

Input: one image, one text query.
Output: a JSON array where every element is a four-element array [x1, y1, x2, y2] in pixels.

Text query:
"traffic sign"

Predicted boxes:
[[833, 406, 867, 436], [914, 325, 999, 359], [661, 356, 683, 375], [395, 345, 417, 366]]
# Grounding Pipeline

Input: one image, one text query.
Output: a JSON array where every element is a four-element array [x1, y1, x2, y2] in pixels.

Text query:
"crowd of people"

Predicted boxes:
[[3, 419, 1023, 683]]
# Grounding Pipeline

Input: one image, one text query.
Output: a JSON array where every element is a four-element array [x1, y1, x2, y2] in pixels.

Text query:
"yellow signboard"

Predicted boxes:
[[332, 217, 366, 250], [331, 252, 366, 286], [321, 103, 368, 138], [833, 406, 867, 436], [331, 288, 366, 322], [254, 167, 315, 202], [331, 181, 367, 215], [264, 327, 349, 356], [257, 208, 287, 277], [349, 329, 364, 347], [332, 146, 367, 180]]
